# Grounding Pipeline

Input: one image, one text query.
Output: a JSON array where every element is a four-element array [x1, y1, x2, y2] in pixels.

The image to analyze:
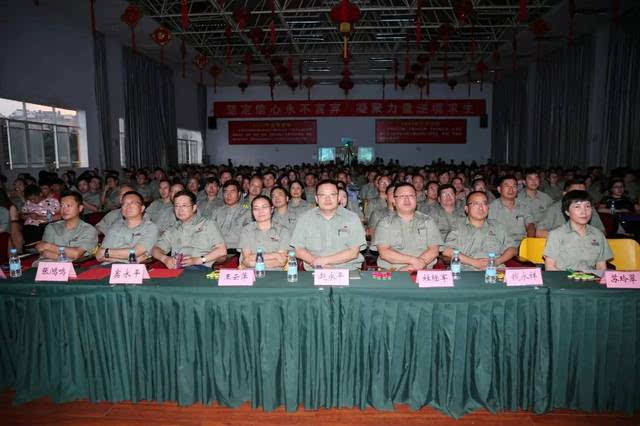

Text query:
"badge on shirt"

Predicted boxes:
[[270, 235, 280, 242], [591, 239, 600, 246], [338, 225, 350, 235]]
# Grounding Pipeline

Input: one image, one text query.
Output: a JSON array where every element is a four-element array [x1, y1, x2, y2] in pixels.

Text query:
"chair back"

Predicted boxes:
[[608, 238, 640, 271], [0, 232, 10, 265], [518, 237, 546, 265]]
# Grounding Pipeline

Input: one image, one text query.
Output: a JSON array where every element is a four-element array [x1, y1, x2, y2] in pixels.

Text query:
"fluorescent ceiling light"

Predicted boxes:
[[309, 67, 331, 72]]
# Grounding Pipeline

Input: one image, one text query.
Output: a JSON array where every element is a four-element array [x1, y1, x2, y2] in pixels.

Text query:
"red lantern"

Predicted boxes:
[[613, 0, 620, 25], [249, 27, 264, 46], [90, 0, 97, 33], [269, 0, 277, 47], [304, 77, 315, 101], [530, 19, 550, 61], [428, 40, 439, 58], [181, 0, 189, 30], [518, 0, 528, 23], [454, 0, 474, 25], [339, 78, 354, 96], [329, 0, 362, 60], [194, 54, 208, 84], [448, 79, 458, 91], [415, 0, 422, 44], [209, 65, 222, 92], [417, 54, 429, 66], [233, 7, 250, 30], [150, 27, 172, 64], [268, 72, 276, 101], [398, 79, 408, 91], [439, 24, 453, 81], [121, 4, 142, 53], [492, 49, 501, 81], [476, 59, 488, 91], [238, 81, 248, 94], [287, 80, 298, 93], [394, 58, 399, 90], [416, 76, 426, 100], [180, 39, 187, 78]]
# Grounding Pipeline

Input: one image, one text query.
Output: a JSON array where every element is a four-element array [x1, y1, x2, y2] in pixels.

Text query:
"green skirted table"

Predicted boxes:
[[0, 269, 638, 418]]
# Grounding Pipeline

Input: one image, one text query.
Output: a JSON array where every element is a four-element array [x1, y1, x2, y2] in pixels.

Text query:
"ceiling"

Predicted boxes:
[[114, 0, 629, 86]]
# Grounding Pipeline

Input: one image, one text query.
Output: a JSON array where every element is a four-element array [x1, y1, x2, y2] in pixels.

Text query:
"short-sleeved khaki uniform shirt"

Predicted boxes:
[[443, 218, 514, 271], [543, 222, 612, 271], [238, 222, 292, 270], [488, 198, 534, 247], [42, 220, 98, 254]]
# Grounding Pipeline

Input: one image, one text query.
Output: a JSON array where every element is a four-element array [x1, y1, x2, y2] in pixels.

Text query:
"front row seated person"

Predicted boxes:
[[442, 191, 516, 271], [151, 190, 227, 269], [239, 195, 291, 270], [96, 191, 159, 263], [543, 190, 612, 271], [95, 184, 134, 235], [374, 183, 442, 271], [36, 191, 98, 261], [290, 180, 366, 270]]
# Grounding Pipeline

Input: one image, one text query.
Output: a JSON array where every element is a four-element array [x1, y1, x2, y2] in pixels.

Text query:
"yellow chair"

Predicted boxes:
[[518, 237, 547, 265], [608, 239, 640, 271]]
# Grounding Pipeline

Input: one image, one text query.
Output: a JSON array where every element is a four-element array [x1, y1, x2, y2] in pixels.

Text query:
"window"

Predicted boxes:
[[0, 97, 87, 169], [177, 128, 202, 164], [119, 118, 126, 167]]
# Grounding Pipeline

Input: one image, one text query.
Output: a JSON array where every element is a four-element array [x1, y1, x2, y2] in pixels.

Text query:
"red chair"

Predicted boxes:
[[84, 212, 106, 226], [212, 253, 240, 270]]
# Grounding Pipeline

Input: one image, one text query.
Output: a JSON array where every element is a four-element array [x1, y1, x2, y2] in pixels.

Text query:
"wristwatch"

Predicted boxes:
[[104, 248, 110, 259], [200, 256, 207, 264]]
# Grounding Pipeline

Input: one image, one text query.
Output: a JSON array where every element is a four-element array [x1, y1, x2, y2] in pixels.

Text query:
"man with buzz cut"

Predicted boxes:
[[291, 179, 366, 270], [374, 182, 441, 271], [95, 184, 134, 235]]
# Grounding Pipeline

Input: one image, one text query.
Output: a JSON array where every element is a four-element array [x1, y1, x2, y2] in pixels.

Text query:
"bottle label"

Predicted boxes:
[[10, 262, 20, 271], [451, 263, 461, 274], [287, 265, 297, 275], [255, 262, 265, 272], [486, 268, 497, 277]]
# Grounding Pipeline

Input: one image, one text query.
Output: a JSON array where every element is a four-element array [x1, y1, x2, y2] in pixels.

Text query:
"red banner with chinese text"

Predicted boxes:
[[214, 99, 485, 118], [376, 119, 467, 144], [228, 120, 317, 145]]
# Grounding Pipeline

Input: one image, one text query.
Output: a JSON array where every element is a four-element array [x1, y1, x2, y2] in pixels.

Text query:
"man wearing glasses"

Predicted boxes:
[[96, 191, 158, 263], [373, 183, 441, 271], [290, 180, 366, 270], [152, 190, 226, 269], [442, 191, 516, 271]]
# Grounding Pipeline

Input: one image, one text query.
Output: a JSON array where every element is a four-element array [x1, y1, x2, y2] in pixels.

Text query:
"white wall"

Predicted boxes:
[[207, 81, 492, 166]]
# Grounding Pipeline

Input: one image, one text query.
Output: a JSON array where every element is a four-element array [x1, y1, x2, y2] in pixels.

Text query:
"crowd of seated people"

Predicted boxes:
[[0, 160, 638, 272]]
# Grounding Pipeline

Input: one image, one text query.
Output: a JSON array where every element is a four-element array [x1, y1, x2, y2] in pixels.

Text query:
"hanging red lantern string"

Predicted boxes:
[[612, 0, 620, 25], [181, 0, 189, 30], [224, 25, 233, 65], [394, 58, 399, 90], [151, 27, 172, 64], [194, 54, 208, 84], [404, 47, 411, 77], [518, 0, 528, 23], [121, 4, 143, 54], [233, 7, 250, 30], [439, 24, 453, 81], [209, 65, 222, 92], [426, 67, 430, 96], [428, 40, 438, 59], [476, 59, 488, 92], [512, 35, 518, 72], [381, 75, 386, 100], [339, 63, 354, 96], [180, 39, 187, 78], [416, 76, 426, 100], [568, 0, 576, 46], [467, 70, 472, 96], [90, 0, 97, 33], [415, 0, 422, 44], [530, 18, 550, 62], [238, 81, 248, 94], [244, 52, 253, 84], [299, 59, 304, 86], [249, 27, 264, 47], [287, 79, 298, 94], [329, 0, 362, 60], [470, 24, 476, 61], [268, 72, 276, 101], [287, 54, 293, 77], [304, 77, 315, 101], [454, 0, 473, 25]]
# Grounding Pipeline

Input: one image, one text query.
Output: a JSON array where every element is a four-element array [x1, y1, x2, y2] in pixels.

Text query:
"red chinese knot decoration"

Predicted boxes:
[[329, 0, 362, 60], [304, 77, 315, 101], [209, 65, 222, 92], [233, 7, 250, 30], [121, 4, 143, 53], [194, 53, 208, 83], [530, 18, 550, 61], [454, 0, 474, 25], [476, 59, 488, 91], [150, 27, 172, 64], [181, 0, 189, 30]]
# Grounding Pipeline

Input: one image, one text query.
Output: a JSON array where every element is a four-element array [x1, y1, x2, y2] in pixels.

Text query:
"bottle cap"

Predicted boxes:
[[488, 252, 496, 257], [9, 248, 17, 254], [453, 249, 460, 255]]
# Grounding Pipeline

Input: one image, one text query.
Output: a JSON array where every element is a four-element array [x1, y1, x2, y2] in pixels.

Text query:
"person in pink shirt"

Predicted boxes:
[[20, 184, 60, 243]]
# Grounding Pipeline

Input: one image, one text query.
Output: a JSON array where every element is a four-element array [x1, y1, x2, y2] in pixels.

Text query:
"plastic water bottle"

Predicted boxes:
[[58, 246, 68, 262], [451, 249, 461, 280], [287, 250, 298, 283], [255, 248, 265, 278], [128, 248, 136, 264], [485, 253, 497, 284], [9, 248, 22, 278], [46, 210, 53, 222]]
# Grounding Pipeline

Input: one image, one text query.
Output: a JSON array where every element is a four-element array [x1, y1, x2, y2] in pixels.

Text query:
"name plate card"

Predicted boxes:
[[417, 270, 454, 288], [505, 268, 543, 286], [218, 269, 255, 286], [314, 269, 349, 286], [35, 262, 77, 282], [109, 264, 151, 285], [603, 271, 640, 289]]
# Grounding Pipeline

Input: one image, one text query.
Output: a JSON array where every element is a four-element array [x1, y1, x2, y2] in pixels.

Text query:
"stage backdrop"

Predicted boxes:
[[207, 83, 492, 166]]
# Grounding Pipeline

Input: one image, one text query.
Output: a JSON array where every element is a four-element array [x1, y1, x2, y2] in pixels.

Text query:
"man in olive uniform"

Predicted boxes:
[[145, 179, 172, 223], [364, 175, 391, 221], [430, 184, 466, 240], [95, 184, 134, 235], [516, 169, 553, 225], [488, 175, 536, 247], [291, 180, 366, 270], [152, 190, 227, 269], [196, 177, 224, 219], [443, 191, 516, 271], [374, 183, 441, 271], [210, 181, 251, 249], [96, 191, 159, 263], [36, 191, 98, 260], [152, 182, 184, 232]]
